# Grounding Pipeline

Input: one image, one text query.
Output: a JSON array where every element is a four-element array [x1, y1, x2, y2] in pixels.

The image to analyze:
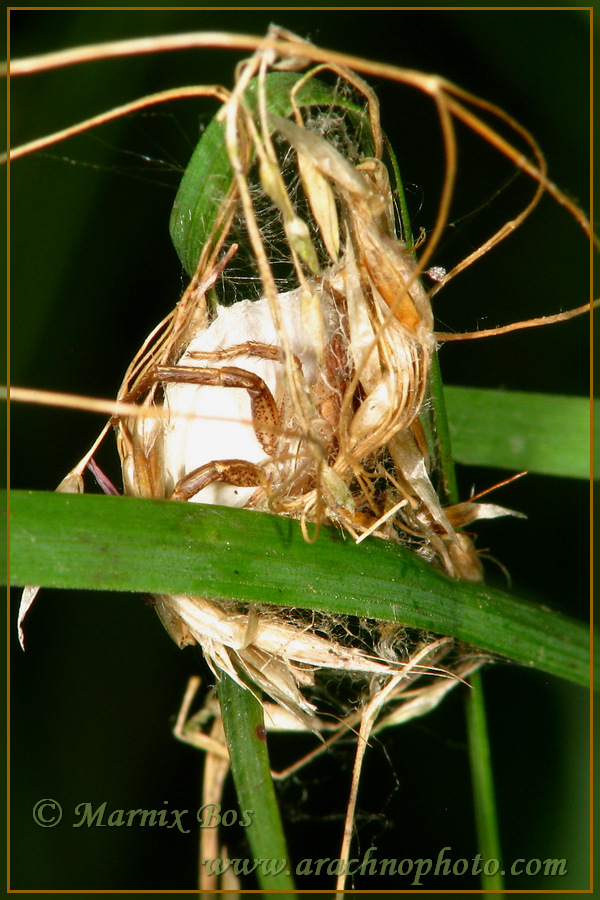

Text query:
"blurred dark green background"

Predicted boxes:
[[9, 9, 591, 892]]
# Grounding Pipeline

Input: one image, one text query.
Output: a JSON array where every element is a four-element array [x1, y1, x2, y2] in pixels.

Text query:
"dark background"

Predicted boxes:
[[9, 8, 591, 892]]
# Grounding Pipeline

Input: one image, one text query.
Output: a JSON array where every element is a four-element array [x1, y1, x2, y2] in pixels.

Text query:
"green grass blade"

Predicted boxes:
[[465, 669, 504, 893], [217, 674, 297, 894], [0, 489, 6, 583], [423, 352, 460, 505], [9, 489, 591, 688], [444, 386, 591, 479]]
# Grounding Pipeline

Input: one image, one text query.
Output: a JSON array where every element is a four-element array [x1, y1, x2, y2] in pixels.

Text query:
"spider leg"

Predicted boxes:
[[156, 363, 280, 454], [170, 457, 267, 502], [187, 340, 282, 363]]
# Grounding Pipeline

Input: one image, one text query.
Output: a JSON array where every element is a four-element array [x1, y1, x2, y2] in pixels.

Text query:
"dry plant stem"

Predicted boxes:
[[440, 90, 590, 240], [6, 85, 229, 161], [199, 715, 230, 892], [336, 673, 407, 897], [8, 31, 592, 252], [224, 68, 300, 414], [335, 638, 456, 893], [173, 678, 232, 891], [7, 385, 169, 420], [436, 301, 594, 341], [6, 384, 287, 448]]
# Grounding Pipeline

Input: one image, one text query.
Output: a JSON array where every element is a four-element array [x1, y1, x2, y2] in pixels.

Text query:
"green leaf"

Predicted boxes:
[[444, 386, 591, 480], [9, 489, 592, 689], [217, 674, 297, 894], [169, 72, 373, 276], [465, 670, 504, 892]]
